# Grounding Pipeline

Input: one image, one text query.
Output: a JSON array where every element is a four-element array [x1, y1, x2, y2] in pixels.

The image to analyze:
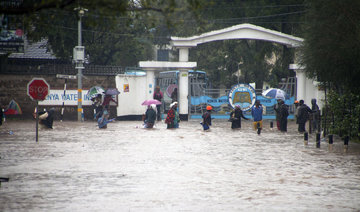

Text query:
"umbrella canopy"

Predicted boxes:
[[104, 88, 120, 95], [4, 100, 22, 115], [87, 86, 105, 99], [166, 84, 178, 97], [141, 99, 162, 106], [262, 88, 289, 100]]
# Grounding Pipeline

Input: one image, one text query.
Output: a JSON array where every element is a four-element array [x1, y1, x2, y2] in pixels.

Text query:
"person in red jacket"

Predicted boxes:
[[165, 102, 179, 129], [102, 94, 117, 110]]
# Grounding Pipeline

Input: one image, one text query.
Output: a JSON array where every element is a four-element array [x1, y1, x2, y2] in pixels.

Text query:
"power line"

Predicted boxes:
[[27, 8, 306, 39], [209, 10, 306, 22], [34, 8, 306, 30], [201, 4, 305, 10]]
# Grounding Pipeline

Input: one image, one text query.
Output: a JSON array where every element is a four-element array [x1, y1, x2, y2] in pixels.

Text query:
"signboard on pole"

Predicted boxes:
[[27, 78, 50, 101], [27, 78, 50, 142]]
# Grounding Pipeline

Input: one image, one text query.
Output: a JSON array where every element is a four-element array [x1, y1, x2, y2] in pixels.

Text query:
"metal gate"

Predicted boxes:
[[158, 72, 296, 119], [157, 70, 209, 113], [189, 77, 297, 119]]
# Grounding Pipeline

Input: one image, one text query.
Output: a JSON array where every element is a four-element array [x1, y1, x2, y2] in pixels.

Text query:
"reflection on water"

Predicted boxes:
[[1, 120, 360, 211]]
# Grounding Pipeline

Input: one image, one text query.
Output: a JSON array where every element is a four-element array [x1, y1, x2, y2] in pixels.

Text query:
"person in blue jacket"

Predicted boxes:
[[251, 100, 263, 134]]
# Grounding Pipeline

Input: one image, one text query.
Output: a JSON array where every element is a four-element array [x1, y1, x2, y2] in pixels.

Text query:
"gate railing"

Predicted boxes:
[[189, 88, 296, 119]]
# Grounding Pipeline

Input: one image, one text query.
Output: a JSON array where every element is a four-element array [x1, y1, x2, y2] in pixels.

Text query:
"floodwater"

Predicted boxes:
[[0, 120, 359, 212]]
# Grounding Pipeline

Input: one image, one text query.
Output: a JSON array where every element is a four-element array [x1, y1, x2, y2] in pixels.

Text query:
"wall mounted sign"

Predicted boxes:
[[228, 83, 256, 111], [124, 84, 129, 92]]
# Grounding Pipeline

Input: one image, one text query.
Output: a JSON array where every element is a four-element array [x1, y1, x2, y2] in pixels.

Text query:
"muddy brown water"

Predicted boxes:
[[1, 120, 359, 211]]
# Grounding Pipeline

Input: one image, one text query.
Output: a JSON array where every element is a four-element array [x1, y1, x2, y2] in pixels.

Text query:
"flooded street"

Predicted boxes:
[[0, 120, 360, 211]]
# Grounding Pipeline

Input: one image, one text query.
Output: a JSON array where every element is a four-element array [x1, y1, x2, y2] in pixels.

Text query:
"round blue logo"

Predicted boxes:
[[228, 83, 256, 111]]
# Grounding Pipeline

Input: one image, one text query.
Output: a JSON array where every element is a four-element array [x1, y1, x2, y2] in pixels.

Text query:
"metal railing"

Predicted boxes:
[[1, 63, 124, 76]]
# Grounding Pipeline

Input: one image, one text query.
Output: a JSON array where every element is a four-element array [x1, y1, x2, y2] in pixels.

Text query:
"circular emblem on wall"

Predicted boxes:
[[228, 83, 257, 111]]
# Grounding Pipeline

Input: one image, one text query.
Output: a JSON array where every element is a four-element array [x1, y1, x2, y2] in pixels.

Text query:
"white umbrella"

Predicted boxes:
[[262, 88, 288, 100]]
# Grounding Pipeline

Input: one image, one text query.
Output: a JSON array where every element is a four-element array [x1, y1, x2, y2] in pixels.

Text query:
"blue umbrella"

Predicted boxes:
[[262, 88, 289, 100]]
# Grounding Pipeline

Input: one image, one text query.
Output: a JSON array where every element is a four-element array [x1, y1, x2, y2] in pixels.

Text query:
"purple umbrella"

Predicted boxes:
[[104, 88, 120, 95], [141, 99, 162, 106]]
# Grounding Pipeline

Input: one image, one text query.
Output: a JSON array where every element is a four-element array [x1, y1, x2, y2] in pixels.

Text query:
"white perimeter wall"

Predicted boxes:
[[116, 74, 147, 116], [304, 80, 325, 110]]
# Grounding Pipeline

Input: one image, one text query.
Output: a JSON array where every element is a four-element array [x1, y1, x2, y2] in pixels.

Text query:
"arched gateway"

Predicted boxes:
[[120, 23, 318, 120]]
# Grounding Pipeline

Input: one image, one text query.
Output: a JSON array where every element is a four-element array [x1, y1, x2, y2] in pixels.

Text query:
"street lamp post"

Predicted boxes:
[[237, 61, 243, 84], [74, 7, 87, 122]]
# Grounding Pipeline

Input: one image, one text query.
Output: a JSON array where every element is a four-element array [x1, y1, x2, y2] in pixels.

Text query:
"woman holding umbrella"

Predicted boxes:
[[144, 104, 157, 128], [102, 95, 117, 110], [102, 88, 119, 110]]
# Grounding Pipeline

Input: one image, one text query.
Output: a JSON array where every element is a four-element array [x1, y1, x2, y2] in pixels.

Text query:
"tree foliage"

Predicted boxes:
[[301, 0, 360, 93], [2, 0, 201, 66], [325, 91, 360, 140], [191, 39, 274, 89], [3, 0, 306, 85], [184, 0, 305, 88], [301, 0, 360, 139]]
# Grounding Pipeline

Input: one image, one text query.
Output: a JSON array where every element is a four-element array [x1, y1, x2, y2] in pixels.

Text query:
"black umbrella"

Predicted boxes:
[[104, 88, 120, 95]]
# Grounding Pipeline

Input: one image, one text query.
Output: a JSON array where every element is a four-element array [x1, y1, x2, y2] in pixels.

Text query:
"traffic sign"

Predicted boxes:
[[27, 78, 50, 101], [56, 74, 77, 79]]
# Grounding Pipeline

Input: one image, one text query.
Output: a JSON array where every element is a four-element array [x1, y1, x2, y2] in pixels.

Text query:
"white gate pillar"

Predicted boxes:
[[178, 69, 189, 119], [290, 64, 306, 101], [144, 68, 155, 100], [178, 47, 190, 120], [179, 48, 189, 62], [139, 61, 197, 121]]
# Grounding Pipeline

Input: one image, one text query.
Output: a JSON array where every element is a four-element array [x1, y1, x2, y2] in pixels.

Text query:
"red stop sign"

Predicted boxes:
[[27, 78, 50, 101]]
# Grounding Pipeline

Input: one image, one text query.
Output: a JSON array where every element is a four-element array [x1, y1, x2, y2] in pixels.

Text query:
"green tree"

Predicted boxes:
[[191, 39, 274, 89], [301, 0, 360, 92], [185, 0, 305, 88], [301, 0, 360, 140], [2, 0, 202, 66]]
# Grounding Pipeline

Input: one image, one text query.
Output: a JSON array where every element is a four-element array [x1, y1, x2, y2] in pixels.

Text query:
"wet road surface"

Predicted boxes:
[[1, 120, 360, 211]]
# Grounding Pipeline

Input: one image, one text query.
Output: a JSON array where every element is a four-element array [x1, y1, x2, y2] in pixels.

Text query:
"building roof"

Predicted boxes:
[[9, 38, 57, 59]]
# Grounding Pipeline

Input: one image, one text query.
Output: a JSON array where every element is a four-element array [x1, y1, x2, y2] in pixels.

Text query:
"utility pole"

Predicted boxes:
[[74, 7, 87, 121]]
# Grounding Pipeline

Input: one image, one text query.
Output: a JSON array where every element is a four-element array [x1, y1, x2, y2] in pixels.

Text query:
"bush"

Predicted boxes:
[[324, 90, 360, 141]]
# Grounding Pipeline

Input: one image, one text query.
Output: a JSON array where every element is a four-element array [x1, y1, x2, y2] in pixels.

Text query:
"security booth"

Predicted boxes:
[[116, 61, 196, 120]]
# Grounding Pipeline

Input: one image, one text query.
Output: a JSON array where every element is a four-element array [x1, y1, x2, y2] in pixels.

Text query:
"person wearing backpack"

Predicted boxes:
[[153, 86, 163, 121], [297, 100, 312, 133], [279, 100, 289, 132]]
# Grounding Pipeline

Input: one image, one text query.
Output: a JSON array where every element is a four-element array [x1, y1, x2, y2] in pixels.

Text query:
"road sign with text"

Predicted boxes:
[[27, 78, 50, 101]]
